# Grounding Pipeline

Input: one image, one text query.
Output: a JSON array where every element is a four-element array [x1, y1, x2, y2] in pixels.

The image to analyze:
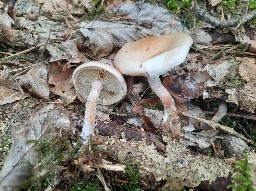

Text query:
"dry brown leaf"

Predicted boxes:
[[238, 83, 256, 113], [48, 62, 76, 103], [238, 57, 256, 85], [15, 63, 50, 99], [209, 0, 222, 6], [0, 86, 27, 105]]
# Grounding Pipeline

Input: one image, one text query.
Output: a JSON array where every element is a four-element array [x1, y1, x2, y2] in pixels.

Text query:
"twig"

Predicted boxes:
[[0, 43, 47, 62], [203, 111, 256, 121], [192, 3, 256, 28], [181, 112, 252, 144]]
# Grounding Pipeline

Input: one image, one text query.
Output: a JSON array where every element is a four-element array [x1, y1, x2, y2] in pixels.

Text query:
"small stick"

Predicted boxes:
[[192, 3, 256, 28], [181, 112, 252, 144], [0, 43, 47, 62]]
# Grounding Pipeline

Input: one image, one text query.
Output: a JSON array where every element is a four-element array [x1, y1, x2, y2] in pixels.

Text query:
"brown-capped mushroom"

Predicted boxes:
[[114, 32, 193, 137], [72, 61, 127, 144]]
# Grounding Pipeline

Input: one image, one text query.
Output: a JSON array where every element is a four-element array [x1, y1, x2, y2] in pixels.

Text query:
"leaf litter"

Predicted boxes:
[[0, 0, 255, 190]]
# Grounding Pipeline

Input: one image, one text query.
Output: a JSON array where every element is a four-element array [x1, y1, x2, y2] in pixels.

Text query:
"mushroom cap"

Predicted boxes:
[[72, 61, 127, 105], [114, 32, 193, 77]]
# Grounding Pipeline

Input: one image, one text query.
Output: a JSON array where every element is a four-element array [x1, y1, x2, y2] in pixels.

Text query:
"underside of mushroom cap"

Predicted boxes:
[[72, 61, 127, 105], [114, 32, 193, 76]]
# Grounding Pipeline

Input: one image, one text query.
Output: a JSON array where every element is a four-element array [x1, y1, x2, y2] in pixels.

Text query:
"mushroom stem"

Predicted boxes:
[[147, 74, 181, 137], [81, 80, 103, 144]]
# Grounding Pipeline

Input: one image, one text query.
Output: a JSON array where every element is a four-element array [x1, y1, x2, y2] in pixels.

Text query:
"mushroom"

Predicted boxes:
[[72, 61, 127, 144], [114, 32, 193, 137]]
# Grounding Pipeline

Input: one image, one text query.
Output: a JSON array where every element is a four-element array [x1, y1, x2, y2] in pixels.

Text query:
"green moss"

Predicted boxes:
[[222, 0, 236, 10], [112, 163, 141, 191], [249, 0, 256, 9], [70, 178, 99, 191], [228, 153, 254, 191], [88, 6, 106, 20], [166, 0, 192, 12], [20, 136, 75, 191]]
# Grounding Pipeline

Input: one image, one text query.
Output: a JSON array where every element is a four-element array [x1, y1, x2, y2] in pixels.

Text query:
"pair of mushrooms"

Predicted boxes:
[[72, 32, 193, 144]]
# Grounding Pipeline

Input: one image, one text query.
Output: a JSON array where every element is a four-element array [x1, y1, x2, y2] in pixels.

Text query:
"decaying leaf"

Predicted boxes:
[[238, 83, 256, 113], [0, 104, 70, 191], [48, 62, 76, 103], [237, 57, 256, 85], [204, 61, 232, 85], [80, 21, 152, 57], [46, 40, 85, 62], [0, 86, 27, 105], [0, 68, 27, 105], [112, 1, 185, 35], [15, 63, 50, 99]]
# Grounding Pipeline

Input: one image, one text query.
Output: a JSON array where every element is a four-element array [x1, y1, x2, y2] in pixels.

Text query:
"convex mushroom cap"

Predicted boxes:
[[114, 32, 193, 77], [72, 61, 127, 105]]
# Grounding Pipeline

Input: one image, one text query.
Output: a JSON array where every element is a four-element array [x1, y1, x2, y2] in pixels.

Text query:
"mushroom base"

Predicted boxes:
[[147, 75, 181, 138]]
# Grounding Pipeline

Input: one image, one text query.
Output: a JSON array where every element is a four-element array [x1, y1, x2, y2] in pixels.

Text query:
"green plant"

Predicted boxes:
[[249, 0, 256, 9], [86, 0, 106, 20], [71, 179, 99, 191], [228, 153, 254, 191], [166, 0, 192, 12], [88, 6, 106, 20], [120, 163, 141, 191], [222, 0, 236, 10]]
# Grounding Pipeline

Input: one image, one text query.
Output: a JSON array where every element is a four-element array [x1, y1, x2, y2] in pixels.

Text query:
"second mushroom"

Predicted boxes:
[[72, 61, 127, 144], [114, 32, 193, 137]]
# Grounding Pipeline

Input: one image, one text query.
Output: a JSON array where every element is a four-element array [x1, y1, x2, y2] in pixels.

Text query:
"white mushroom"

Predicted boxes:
[[72, 61, 127, 144], [114, 32, 193, 137]]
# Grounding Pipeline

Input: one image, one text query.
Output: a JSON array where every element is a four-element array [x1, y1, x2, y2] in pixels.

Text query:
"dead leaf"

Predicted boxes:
[[80, 21, 149, 57], [48, 62, 76, 103], [15, 63, 50, 99], [248, 40, 256, 53], [0, 68, 27, 105], [204, 61, 232, 84], [0, 86, 27, 105], [144, 108, 163, 129], [46, 40, 85, 62], [209, 0, 222, 6], [238, 57, 256, 85], [238, 83, 256, 113], [112, 2, 185, 35], [0, 104, 70, 191]]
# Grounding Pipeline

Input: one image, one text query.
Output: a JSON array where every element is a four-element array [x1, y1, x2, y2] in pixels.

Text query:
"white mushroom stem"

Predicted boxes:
[[81, 80, 103, 144], [147, 74, 181, 137]]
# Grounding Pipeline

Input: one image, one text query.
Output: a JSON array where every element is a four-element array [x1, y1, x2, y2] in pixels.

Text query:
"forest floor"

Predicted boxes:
[[0, 0, 255, 190]]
